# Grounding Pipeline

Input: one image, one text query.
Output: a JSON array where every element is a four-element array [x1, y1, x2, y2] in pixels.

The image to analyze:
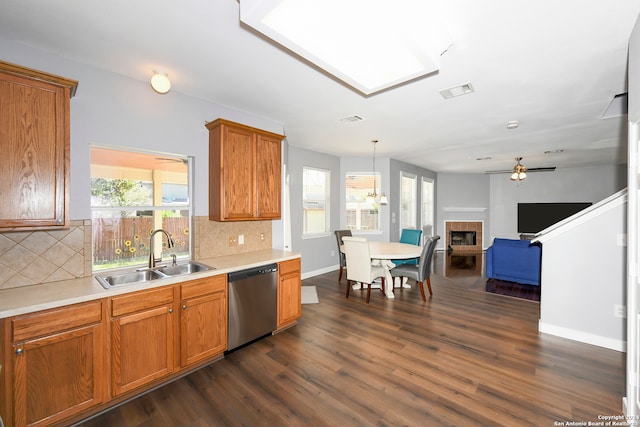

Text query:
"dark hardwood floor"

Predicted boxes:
[[76, 251, 625, 427]]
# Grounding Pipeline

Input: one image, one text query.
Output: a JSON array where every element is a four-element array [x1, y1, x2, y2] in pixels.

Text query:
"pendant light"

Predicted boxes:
[[367, 140, 388, 205]]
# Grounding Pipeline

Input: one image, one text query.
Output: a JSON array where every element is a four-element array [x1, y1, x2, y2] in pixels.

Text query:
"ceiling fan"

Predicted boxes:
[[485, 157, 556, 175]]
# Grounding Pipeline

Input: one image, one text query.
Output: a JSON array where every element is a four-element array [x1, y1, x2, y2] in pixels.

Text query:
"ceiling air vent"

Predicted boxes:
[[439, 83, 475, 99], [340, 115, 364, 124]]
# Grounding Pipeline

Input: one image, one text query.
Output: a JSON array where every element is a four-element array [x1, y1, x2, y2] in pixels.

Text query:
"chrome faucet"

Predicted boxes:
[[148, 229, 175, 268]]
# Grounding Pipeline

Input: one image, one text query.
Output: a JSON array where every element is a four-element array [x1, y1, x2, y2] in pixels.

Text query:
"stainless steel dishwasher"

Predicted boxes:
[[227, 263, 278, 351]]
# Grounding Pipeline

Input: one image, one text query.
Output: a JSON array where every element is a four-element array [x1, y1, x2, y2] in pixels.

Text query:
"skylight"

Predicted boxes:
[[239, 0, 453, 95]]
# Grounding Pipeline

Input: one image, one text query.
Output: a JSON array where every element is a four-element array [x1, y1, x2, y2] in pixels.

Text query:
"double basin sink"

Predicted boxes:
[[96, 261, 213, 289]]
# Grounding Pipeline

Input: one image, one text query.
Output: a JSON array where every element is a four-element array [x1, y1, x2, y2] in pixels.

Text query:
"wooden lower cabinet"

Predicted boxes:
[[0, 266, 291, 426], [277, 258, 302, 328], [180, 275, 228, 366], [8, 300, 106, 427], [110, 286, 175, 397]]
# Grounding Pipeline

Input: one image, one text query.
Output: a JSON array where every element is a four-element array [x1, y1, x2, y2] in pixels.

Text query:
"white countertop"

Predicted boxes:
[[0, 249, 300, 319]]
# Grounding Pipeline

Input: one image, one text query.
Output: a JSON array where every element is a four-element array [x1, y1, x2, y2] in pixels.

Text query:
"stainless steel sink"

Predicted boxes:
[[96, 261, 213, 289], [95, 269, 166, 288], [156, 261, 210, 276]]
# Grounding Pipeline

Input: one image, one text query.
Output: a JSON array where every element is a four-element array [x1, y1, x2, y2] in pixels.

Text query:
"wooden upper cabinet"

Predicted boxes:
[[207, 118, 283, 221], [0, 60, 77, 232]]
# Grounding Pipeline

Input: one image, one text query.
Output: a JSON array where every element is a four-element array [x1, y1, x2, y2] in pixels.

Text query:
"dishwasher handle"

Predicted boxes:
[[228, 263, 278, 282]]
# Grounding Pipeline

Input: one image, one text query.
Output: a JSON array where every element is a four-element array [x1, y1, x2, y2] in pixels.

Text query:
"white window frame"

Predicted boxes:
[[345, 172, 381, 233], [302, 166, 331, 237], [400, 171, 418, 232], [421, 176, 435, 237], [90, 146, 193, 272]]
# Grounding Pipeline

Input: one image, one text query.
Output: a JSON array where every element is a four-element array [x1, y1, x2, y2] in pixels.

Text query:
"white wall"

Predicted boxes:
[[436, 173, 490, 249], [536, 194, 627, 351], [0, 40, 285, 220], [288, 145, 341, 275], [488, 165, 626, 240]]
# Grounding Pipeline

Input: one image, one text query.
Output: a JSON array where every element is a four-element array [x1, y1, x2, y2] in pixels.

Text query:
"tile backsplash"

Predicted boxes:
[[0, 220, 91, 290], [193, 216, 272, 260], [0, 216, 273, 290]]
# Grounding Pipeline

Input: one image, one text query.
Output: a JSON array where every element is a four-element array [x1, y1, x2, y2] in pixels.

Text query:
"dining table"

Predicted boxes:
[[368, 241, 423, 298], [342, 241, 423, 299]]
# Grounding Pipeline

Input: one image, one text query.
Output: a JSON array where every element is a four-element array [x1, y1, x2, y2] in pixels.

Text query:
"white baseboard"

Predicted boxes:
[[538, 321, 626, 352], [301, 264, 339, 280]]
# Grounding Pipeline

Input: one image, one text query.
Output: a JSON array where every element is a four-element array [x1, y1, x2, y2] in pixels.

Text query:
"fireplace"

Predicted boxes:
[[445, 221, 483, 252], [450, 231, 476, 246]]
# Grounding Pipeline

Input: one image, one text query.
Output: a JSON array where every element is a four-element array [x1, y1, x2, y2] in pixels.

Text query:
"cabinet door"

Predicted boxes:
[[255, 133, 282, 219], [180, 276, 227, 366], [222, 125, 255, 220], [278, 259, 301, 327], [11, 302, 104, 427], [110, 288, 175, 396], [0, 64, 76, 231]]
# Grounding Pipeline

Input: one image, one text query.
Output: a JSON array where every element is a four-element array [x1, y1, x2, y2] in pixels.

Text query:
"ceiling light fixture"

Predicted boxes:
[[506, 120, 519, 129], [367, 140, 388, 205], [510, 157, 527, 183], [239, 0, 453, 95], [150, 71, 171, 94]]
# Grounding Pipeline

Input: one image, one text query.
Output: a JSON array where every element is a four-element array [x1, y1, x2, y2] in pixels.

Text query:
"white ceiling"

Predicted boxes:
[[1, 0, 639, 173]]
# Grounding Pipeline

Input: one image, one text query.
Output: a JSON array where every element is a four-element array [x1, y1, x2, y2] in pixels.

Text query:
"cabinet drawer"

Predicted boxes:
[[12, 300, 103, 342], [279, 258, 300, 275], [111, 287, 174, 317], [181, 275, 226, 299]]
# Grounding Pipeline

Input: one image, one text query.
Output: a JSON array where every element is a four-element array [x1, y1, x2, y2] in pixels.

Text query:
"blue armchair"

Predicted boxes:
[[486, 238, 541, 286]]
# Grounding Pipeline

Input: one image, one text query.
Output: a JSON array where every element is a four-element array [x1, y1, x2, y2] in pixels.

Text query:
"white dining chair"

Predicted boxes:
[[342, 236, 387, 303]]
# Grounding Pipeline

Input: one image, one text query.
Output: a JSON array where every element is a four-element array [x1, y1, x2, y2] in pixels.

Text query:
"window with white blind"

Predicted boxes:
[[302, 167, 330, 235], [345, 172, 380, 232]]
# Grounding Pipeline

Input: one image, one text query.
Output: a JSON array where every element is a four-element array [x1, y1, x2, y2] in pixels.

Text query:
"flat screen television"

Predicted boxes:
[[517, 202, 592, 234]]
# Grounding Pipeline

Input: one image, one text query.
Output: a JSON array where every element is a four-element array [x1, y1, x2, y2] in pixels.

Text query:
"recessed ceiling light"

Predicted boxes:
[[506, 120, 519, 129]]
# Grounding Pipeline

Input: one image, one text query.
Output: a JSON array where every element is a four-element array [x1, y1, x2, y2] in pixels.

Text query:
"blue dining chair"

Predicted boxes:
[[394, 228, 422, 266]]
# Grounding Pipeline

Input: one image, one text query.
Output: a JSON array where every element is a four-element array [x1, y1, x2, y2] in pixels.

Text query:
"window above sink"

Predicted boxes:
[[90, 146, 193, 273]]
